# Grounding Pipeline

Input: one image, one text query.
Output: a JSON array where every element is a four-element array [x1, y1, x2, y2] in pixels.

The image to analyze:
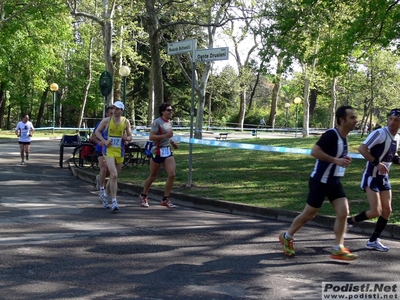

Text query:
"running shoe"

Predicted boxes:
[[160, 198, 176, 208], [95, 175, 100, 190], [111, 199, 119, 211], [101, 194, 110, 209], [279, 233, 295, 256], [139, 194, 149, 208], [20, 160, 24, 165], [26, 153, 29, 161], [330, 247, 357, 261], [99, 190, 105, 203], [347, 217, 354, 228], [366, 238, 389, 252]]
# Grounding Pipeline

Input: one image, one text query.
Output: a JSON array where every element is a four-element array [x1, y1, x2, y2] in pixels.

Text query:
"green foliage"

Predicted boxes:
[[227, 104, 270, 128], [1, 0, 400, 134]]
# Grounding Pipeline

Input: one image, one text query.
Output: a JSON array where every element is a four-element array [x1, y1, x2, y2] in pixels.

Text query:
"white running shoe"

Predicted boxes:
[[366, 238, 389, 252], [20, 161, 25, 165], [160, 198, 176, 208], [101, 194, 110, 209], [139, 194, 149, 208], [111, 199, 119, 211]]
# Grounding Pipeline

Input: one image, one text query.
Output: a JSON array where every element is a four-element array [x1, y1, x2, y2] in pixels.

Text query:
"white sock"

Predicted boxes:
[[284, 232, 293, 239], [334, 244, 343, 250]]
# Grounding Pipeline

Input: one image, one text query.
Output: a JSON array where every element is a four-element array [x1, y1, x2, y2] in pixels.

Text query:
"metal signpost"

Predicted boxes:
[[167, 40, 228, 185], [99, 71, 113, 118]]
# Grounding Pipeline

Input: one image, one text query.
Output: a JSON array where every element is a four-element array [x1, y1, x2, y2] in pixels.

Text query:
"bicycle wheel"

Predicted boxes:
[[123, 142, 143, 168], [72, 143, 96, 169]]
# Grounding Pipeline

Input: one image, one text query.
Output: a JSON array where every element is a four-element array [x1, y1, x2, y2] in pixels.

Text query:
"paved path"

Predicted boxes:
[[0, 140, 399, 299]]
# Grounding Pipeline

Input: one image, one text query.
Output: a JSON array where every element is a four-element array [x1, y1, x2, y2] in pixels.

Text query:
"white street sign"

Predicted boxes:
[[167, 40, 196, 55], [194, 47, 229, 62]]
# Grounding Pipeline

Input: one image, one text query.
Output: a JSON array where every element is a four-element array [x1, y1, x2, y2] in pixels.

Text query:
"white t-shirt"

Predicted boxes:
[[15, 121, 34, 142]]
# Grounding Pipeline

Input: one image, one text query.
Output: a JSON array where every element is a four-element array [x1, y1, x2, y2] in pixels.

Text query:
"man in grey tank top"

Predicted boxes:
[[139, 103, 179, 208]]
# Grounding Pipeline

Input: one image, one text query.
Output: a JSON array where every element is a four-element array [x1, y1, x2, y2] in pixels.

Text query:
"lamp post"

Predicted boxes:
[[294, 97, 302, 137], [119, 65, 130, 116], [49, 83, 59, 134], [284, 102, 290, 130]]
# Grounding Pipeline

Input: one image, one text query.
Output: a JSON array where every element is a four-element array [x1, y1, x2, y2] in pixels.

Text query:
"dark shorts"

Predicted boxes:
[[307, 177, 346, 208], [363, 176, 391, 193], [94, 150, 103, 157], [19, 142, 31, 145], [152, 153, 173, 164]]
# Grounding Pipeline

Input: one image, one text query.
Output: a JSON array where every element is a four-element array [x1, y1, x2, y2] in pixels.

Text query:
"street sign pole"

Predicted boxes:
[[167, 39, 197, 186], [99, 71, 113, 118], [188, 58, 196, 186], [167, 40, 229, 186]]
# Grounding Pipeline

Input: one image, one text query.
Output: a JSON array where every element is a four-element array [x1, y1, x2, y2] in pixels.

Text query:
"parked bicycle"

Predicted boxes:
[[123, 142, 150, 168], [72, 140, 149, 170], [72, 142, 99, 170]]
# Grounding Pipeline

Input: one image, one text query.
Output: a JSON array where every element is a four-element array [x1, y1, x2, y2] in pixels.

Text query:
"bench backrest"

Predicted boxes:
[[61, 134, 81, 145]]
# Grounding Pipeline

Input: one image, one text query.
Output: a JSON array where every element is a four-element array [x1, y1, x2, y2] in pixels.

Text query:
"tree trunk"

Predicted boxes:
[[269, 55, 283, 129], [329, 77, 338, 128], [78, 36, 93, 128], [0, 82, 5, 128], [36, 89, 49, 128], [103, 20, 114, 105], [302, 76, 311, 137], [69, 0, 116, 105], [237, 88, 246, 130], [146, 0, 164, 122]]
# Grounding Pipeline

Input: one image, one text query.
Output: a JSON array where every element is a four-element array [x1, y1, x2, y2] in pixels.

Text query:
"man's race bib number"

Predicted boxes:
[[334, 166, 345, 177], [109, 137, 122, 148], [160, 147, 171, 157]]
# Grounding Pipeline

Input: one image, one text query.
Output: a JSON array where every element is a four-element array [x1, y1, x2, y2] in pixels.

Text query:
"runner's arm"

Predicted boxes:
[[311, 144, 349, 167], [123, 120, 132, 142], [95, 119, 109, 146]]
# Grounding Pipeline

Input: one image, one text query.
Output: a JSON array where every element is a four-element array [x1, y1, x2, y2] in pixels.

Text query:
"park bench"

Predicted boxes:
[[215, 132, 229, 140]]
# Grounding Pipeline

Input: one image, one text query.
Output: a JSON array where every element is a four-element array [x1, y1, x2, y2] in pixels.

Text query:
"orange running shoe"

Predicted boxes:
[[330, 246, 357, 261], [279, 233, 295, 256]]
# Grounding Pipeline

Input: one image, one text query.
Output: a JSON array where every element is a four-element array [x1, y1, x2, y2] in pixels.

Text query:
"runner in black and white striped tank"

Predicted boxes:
[[279, 105, 358, 261], [348, 108, 400, 252]]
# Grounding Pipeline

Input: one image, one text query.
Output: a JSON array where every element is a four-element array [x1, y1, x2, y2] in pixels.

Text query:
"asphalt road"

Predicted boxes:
[[0, 139, 399, 300]]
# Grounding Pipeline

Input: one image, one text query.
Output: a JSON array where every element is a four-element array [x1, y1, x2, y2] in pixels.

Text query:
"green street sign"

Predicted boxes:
[[99, 71, 113, 97]]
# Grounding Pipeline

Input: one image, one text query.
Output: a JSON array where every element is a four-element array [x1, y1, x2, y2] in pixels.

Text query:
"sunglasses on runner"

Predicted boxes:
[[389, 109, 400, 118]]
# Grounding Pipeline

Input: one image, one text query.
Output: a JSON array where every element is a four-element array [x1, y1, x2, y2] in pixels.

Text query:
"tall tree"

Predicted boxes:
[[222, 2, 261, 130], [67, 0, 116, 105]]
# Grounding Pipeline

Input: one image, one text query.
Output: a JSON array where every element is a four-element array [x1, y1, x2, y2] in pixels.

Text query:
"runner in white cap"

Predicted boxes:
[[95, 101, 132, 211]]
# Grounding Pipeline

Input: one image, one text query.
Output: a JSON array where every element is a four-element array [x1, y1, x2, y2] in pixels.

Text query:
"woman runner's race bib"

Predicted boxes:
[[160, 147, 171, 157]]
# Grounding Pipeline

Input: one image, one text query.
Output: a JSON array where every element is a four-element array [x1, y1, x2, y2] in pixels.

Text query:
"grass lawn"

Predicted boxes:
[[0, 129, 76, 139], [115, 135, 400, 224], [4, 128, 398, 224]]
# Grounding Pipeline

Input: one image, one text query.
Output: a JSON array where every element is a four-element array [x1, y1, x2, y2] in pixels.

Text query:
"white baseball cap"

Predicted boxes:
[[113, 101, 125, 110]]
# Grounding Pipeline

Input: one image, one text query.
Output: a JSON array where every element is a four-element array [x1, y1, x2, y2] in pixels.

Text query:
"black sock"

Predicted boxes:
[[141, 193, 147, 197], [162, 196, 169, 201], [369, 216, 388, 242], [354, 211, 369, 223]]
